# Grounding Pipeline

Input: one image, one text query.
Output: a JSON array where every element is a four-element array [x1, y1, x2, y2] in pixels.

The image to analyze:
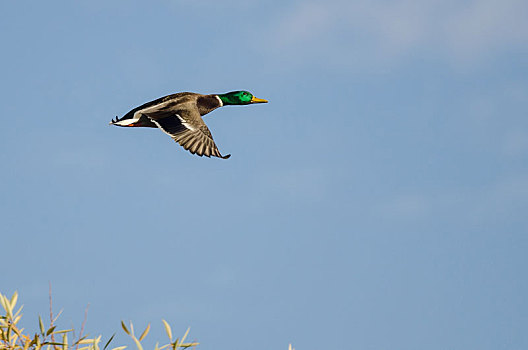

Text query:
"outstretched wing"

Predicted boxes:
[[147, 110, 230, 159]]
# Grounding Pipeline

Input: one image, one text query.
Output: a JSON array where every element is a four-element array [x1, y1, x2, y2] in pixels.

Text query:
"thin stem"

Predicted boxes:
[[76, 304, 90, 350]]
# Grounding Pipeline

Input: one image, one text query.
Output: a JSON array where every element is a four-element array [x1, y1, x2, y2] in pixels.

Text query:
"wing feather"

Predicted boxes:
[[148, 111, 230, 159]]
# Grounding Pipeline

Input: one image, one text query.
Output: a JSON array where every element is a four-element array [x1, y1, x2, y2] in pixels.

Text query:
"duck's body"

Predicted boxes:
[[110, 91, 267, 159]]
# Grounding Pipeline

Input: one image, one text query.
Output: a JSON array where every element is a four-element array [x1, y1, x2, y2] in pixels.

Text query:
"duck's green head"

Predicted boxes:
[[218, 91, 268, 105]]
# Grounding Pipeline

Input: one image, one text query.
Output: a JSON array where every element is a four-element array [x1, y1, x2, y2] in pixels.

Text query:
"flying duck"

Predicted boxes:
[[110, 91, 268, 159]]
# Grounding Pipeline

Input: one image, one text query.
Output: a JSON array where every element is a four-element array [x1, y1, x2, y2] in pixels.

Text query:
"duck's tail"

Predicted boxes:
[[109, 115, 140, 127]]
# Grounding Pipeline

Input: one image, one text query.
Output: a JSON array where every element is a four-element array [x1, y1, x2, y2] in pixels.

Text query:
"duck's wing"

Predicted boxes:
[[144, 108, 231, 159]]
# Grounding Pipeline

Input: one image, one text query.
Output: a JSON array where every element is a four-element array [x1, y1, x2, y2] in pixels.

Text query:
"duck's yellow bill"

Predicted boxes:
[[251, 96, 268, 103]]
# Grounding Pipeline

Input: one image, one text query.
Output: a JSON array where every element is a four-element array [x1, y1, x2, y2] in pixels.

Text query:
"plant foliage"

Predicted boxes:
[[0, 292, 198, 350]]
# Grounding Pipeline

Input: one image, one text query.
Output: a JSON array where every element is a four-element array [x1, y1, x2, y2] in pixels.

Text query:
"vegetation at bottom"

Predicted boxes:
[[0, 292, 198, 350], [1, 292, 295, 350]]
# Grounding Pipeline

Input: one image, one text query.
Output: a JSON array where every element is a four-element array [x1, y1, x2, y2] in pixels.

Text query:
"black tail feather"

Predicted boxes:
[[109, 116, 121, 125]]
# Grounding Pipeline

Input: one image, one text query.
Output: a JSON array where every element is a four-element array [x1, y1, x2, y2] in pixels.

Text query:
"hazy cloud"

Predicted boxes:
[[372, 173, 528, 227], [266, 0, 528, 66]]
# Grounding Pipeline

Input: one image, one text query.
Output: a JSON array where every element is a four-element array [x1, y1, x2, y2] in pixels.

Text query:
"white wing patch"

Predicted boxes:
[[176, 114, 196, 131], [147, 114, 230, 159]]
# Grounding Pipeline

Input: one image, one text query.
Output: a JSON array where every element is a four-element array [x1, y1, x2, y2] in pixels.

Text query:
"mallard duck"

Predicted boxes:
[[110, 91, 268, 159]]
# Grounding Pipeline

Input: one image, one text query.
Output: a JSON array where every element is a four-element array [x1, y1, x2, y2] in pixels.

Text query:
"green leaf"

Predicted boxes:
[[39, 316, 45, 335], [30, 334, 39, 346], [46, 326, 57, 336], [121, 321, 130, 336], [103, 333, 116, 350], [6, 323, 12, 342], [74, 336, 89, 345]]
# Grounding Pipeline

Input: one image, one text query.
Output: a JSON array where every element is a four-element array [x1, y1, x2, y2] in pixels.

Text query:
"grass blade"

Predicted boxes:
[[138, 324, 150, 342], [103, 333, 116, 350], [46, 326, 57, 336], [39, 316, 45, 335], [132, 337, 143, 350], [161, 320, 172, 341], [10, 292, 18, 311], [121, 322, 130, 336], [180, 328, 190, 345]]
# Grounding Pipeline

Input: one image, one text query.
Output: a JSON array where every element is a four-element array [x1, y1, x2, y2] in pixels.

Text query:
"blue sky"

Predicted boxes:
[[1, 0, 527, 349]]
